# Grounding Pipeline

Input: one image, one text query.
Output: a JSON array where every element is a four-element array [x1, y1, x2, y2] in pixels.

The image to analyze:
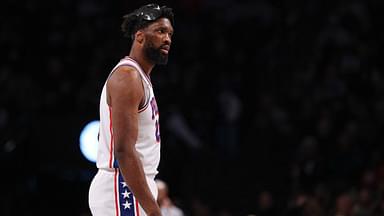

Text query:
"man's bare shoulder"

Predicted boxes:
[[106, 65, 144, 106], [108, 65, 141, 86]]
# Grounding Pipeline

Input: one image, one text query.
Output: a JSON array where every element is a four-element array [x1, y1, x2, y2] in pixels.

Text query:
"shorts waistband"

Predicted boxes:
[[98, 168, 156, 180]]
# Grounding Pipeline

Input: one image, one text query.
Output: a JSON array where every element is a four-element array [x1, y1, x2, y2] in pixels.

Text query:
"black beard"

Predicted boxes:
[[144, 41, 168, 65]]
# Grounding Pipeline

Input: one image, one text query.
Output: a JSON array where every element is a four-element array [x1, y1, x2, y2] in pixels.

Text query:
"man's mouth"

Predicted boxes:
[[160, 45, 170, 54]]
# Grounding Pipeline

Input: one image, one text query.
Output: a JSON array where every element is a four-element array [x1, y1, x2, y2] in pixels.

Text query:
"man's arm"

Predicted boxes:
[[107, 66, 161, 216]]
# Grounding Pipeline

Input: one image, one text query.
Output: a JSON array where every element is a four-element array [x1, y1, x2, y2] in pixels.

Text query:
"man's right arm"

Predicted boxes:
[[107, 66, 161, 216]]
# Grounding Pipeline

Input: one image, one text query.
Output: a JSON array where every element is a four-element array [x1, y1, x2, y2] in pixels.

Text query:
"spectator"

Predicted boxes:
[[156, 179, 185, 216]]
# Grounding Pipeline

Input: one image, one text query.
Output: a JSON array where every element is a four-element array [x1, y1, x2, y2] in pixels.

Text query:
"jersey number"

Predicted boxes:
[[155, 120, 160, 143], [150, 97, 160, 143]]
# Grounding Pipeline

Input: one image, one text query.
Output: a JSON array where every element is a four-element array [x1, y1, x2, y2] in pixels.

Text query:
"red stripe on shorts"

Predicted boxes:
[[114, 169, 119, 216]]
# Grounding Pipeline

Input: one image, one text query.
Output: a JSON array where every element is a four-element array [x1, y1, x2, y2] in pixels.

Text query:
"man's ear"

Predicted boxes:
[[135, 30, 144, 44]]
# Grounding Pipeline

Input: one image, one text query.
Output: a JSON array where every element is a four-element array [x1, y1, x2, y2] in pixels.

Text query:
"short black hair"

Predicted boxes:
[[121, 3, 174, 40]]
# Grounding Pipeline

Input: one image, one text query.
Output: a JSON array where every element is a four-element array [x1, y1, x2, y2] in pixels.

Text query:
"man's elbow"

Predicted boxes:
[[114, 141, 136, 158]]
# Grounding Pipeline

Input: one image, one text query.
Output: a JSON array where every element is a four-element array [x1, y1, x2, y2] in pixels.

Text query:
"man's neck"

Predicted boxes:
[[128, 53, 154, 76]]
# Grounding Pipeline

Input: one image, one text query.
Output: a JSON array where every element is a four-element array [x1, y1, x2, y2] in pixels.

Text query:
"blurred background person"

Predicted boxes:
[[156, 179, 185, 216]]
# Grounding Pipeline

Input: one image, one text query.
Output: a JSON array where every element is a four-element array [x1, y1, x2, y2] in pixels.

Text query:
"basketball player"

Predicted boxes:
[[88, 4, 174, 216]]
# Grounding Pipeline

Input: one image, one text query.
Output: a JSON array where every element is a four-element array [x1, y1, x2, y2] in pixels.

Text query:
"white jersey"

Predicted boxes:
[[96, 56, 161, 178], [89, 57, 161, 216]]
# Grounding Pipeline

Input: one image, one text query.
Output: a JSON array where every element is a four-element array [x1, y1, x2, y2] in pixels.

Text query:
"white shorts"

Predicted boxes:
[[89, 169, 158, 216]]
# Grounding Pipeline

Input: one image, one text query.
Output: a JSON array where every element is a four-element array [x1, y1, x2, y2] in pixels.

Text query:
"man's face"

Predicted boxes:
[[142, 18, 174, 65]]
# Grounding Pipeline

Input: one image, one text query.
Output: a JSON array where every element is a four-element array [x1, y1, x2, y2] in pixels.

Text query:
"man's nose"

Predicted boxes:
[[164, 33, 171, 44]]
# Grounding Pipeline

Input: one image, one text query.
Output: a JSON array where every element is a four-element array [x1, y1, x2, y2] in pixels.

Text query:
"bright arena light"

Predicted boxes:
[[80, 120, 99, 163]]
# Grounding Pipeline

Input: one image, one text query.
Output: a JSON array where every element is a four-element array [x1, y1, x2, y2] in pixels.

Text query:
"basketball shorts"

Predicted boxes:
[[89, 169, 158, 216]]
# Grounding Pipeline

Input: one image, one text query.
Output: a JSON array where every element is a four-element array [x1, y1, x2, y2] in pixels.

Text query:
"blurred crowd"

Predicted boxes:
[[1, 0, 384, 215]]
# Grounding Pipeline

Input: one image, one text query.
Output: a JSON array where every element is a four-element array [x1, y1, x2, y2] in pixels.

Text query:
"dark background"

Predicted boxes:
[[1, 0, 384, 215]]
